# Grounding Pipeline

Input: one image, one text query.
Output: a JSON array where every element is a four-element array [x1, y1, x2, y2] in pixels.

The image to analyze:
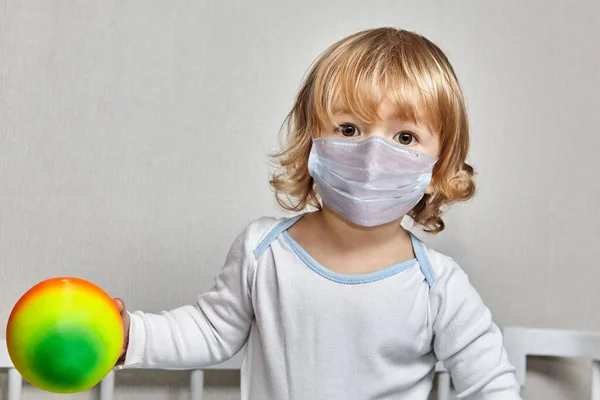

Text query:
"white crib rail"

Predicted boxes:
[[0, 341, 22, 400], [503, 326, 600, 400], [9, 327, 600, 399], [0, 339, 451, 400]]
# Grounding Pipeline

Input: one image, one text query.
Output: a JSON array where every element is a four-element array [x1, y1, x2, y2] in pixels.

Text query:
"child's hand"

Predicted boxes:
[[113, 298, 130, 365]]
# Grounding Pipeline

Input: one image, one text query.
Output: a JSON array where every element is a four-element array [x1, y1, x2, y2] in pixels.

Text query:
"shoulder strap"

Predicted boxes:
[[409, 232, 437, 286], [253, 214, 303, 260]]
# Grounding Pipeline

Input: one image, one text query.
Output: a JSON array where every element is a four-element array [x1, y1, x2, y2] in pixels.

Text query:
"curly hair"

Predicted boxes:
[[269, 28, 475, 233]]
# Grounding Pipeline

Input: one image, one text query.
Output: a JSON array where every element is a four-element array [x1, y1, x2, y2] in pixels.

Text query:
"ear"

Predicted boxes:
[[424, 181, 434, 195]]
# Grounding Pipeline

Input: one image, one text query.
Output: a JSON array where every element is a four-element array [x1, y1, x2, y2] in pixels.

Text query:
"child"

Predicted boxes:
[[114, 28, 522, 399]]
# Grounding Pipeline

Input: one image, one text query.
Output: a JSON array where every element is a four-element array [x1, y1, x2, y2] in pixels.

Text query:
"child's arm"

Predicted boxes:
[[430, 259, 523, 399], [119, 228, 256, 370]]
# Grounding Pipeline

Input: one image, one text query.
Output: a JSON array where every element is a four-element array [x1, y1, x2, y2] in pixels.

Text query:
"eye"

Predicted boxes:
[[335, 123, 360, 137], [393, 131, 417, 146]]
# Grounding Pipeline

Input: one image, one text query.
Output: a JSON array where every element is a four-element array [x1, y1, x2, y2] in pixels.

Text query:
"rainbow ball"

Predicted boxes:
[[6, 277, 123, 393]]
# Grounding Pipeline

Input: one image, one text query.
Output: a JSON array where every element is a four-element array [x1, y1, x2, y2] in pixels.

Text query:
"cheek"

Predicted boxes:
[[317, 129, 337, 139], [424, 139, 441, 159]]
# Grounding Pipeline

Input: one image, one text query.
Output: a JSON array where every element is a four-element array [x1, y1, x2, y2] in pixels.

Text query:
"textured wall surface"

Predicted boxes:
[[1, 1, 599, 398]]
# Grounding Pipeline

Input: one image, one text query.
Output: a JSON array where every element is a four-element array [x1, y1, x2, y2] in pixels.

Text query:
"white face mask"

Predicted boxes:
[[308, 136, 436, 227]]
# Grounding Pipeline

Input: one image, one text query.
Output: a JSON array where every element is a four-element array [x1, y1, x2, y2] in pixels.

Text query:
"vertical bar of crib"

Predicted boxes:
[[592, 360, 600, 400], [7, 368, 23, 400], [99, 370, 115, 400], [187, 368, 450, 400], [190, 370, 204, 400], [436, 371, 451, 400]]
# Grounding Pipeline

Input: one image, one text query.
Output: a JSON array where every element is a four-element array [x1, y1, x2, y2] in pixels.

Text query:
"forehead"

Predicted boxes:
[[330, 95, 437, 133], [311, 36, 450, 135]]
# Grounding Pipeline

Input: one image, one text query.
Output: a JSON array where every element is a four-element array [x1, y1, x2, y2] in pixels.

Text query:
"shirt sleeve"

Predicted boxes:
[[430, 258, 522, 399], [120, 226, 256, 370]]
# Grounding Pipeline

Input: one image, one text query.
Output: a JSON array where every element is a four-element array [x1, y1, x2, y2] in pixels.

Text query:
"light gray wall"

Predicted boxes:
[[1, 1, 599, 399]]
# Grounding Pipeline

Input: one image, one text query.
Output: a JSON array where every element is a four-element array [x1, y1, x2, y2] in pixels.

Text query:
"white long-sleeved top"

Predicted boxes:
[[122, 214, 522, 399]]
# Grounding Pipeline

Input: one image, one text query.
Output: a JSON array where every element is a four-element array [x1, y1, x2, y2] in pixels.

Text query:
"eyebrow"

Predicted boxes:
[[333, 114, 435, 139]]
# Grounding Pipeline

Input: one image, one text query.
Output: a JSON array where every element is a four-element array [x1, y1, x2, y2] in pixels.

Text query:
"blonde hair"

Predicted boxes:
[[269, 27, 475, 233]]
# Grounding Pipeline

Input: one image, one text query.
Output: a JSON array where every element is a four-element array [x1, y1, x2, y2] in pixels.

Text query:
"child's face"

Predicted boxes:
[[319, 98, 440, 194]]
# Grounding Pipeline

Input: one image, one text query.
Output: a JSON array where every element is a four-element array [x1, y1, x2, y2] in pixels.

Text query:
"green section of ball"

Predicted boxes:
[[29, 326, 102, 392]]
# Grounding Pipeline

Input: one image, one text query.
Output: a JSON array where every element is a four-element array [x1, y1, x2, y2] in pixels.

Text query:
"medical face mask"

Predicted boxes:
[[307, 136, 436, 227]]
